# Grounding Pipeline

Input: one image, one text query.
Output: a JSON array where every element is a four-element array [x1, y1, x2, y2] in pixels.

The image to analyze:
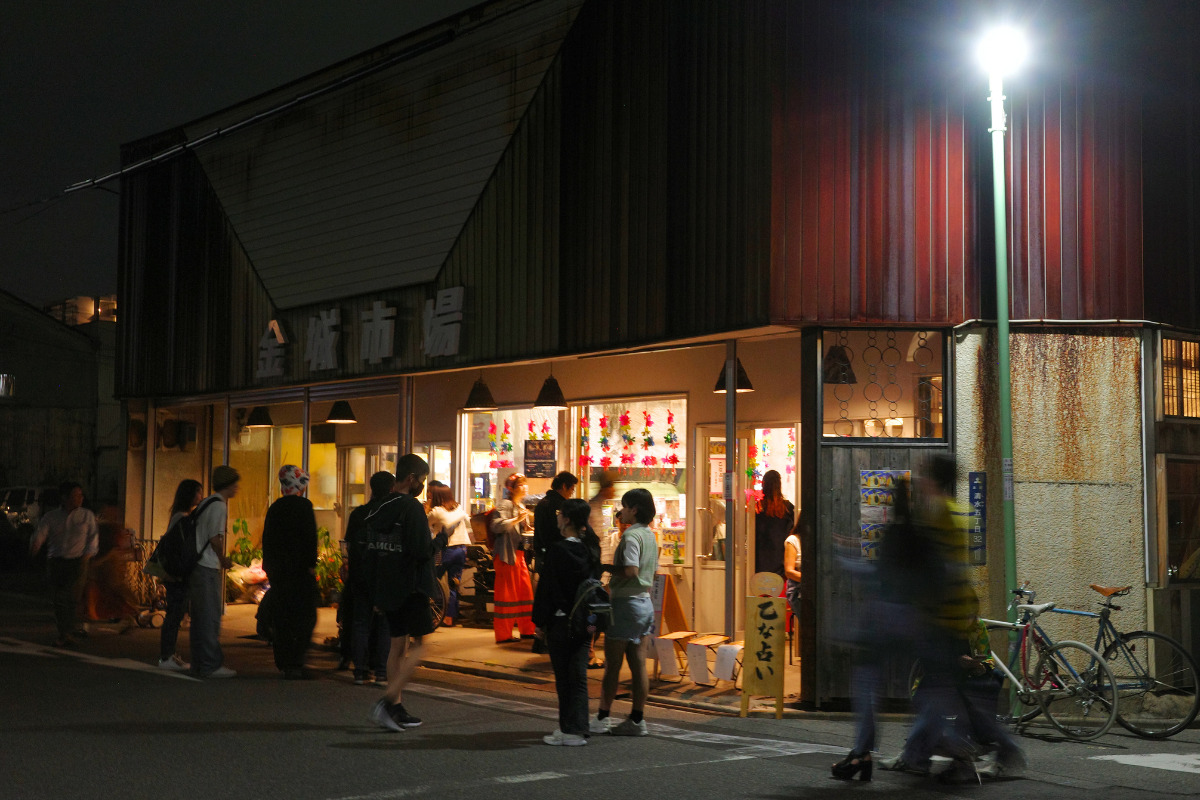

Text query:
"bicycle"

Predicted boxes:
[[1044, 584, 1199, 738], [981, 590, 1117, 741]]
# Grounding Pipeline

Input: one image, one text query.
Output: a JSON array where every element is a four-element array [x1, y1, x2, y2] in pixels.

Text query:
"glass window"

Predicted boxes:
[[575, 398, 688, 563], [1167, 459, 1200, 584], [1163, 337, 1200, 419], [748, 427, 799, 507], [822, 329, 946, 440], [464, 409, 562, 514], [150, 405, 213, 540]]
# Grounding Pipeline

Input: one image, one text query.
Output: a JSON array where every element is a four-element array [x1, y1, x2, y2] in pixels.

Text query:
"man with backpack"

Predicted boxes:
[[344, 470, 396, 685], [188, 465, 239, 679], [365, 454, 436, 731]]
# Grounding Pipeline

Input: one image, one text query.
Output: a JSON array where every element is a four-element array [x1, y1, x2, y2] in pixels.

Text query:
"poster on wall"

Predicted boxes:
[[523, 440, 556, 478], [858, 469, 910, 559], [968, 471, 987, 565]]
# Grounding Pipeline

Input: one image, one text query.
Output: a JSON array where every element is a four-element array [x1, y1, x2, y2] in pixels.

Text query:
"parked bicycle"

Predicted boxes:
[[980, 589, 1117, 741], [1044, 584, 1199, 738]]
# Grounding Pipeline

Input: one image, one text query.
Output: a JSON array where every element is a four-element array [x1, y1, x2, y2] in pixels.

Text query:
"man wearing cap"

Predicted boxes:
[[189, 465, 239, 678], [262, 465, 319, 679]]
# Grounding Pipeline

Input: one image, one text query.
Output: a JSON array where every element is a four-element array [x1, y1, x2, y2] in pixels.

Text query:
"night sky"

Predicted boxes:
[[1, 1, 1194, 312], [0, 0, 478, 309]]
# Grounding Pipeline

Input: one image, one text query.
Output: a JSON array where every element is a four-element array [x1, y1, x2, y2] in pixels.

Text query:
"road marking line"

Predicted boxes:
[[1092, 754, 1200, 774], [494, 772, 568, 783]]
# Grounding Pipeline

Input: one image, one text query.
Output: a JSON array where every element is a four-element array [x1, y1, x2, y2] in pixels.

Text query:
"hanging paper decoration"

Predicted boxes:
[[578, 416, 591, 468], [746, 443, 760, 481], [598, 414, 611, 454], [786, 429, 796, 476], [528, 420, 536, 438], [760, 429, 771, 472], [641, 454, 659, 467], [599, 455, 613, 469], [541, 420, 552, 441], [640, 411, 655, 449], [497, 420, 514, 467], [619, 411, 634, 469], [664, 410, 679, 448], [488, 421, 500, 468], [663, 453, 680, 470]]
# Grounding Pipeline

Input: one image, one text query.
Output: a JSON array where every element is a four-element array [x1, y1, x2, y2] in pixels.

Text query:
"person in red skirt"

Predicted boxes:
[[489, 473, 537, 643]]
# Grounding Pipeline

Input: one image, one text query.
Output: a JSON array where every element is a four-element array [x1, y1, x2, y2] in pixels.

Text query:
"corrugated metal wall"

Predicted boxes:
[[1007, 82, 1144, 320]]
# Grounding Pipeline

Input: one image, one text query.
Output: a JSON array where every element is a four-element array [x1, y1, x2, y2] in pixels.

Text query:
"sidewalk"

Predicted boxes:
[[267, 604, 840, 719]]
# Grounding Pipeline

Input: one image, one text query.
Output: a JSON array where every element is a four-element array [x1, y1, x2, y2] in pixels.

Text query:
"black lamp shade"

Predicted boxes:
[[325, 400, 357, 424], [245, 406, 274, 427], [463, 378, 498, 411], [822, 345, 857, 384], [534, 375, 568, 410], [712, 358, 755, 393]]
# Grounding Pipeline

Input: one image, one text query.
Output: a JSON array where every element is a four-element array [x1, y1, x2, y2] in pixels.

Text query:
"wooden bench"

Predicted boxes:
[[652, 630, 696, 680]]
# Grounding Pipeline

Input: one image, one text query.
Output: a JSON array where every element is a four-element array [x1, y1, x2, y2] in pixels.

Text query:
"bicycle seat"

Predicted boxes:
[[1089, 584, 1131, 598], [1016, 602, 1056, 617]]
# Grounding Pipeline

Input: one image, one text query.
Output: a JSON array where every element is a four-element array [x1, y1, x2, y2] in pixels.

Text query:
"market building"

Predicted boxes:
[[116, 0, 1200, 704]]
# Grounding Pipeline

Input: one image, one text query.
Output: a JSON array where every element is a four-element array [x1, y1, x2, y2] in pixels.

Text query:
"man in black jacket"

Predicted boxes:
[[366, 454, 434, 732], [344, 471, 396, 685], [533, 471, 578, 575]]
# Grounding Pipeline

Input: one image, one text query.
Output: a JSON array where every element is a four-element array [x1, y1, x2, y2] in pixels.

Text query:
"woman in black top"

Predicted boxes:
[[532, 497, 599, 746]]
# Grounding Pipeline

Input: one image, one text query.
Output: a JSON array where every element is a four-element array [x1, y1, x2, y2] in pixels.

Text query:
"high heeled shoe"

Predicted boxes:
[[831, 751, 873, 781]]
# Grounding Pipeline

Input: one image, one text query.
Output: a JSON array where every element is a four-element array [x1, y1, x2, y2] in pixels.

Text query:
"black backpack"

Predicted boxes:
[[147, 497, 220, 581], [567, 577, 612, 640]]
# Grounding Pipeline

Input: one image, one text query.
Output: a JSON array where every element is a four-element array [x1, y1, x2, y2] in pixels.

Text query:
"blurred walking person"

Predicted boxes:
[[29, 483, 97, 647]]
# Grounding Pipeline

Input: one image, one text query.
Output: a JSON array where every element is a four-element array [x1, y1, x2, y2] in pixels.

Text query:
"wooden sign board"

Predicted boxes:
[[740, 596, 786, 719]]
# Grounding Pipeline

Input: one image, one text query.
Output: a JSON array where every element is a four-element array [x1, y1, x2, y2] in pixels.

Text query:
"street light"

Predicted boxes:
[[978, 26, 1026, 621]]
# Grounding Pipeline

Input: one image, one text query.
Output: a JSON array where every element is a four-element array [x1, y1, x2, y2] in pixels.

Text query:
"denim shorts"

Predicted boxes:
[[608, 594, 655, 642]]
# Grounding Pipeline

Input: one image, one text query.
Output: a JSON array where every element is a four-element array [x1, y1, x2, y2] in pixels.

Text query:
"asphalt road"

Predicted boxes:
[[1, 590, 1198, 799]]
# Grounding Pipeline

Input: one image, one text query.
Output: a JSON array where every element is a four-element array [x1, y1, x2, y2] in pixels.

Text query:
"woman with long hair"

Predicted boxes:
[[425, 481, 471, 627], [754, 470, 795, 576], [157, 478, 203, 671], [532, 497, 600, 745], [489, 473, 537, 643]]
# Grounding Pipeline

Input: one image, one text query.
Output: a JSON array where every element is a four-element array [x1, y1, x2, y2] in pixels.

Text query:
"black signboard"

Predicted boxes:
[[524, 440, 557, 478]]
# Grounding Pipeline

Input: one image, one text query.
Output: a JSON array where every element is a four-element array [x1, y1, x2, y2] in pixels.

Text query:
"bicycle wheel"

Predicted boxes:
[[1034, 639, 1116, 740], [428, 577, 447, 630], [1104, 630, 1200, 738], [985, 623, 1042, 724]]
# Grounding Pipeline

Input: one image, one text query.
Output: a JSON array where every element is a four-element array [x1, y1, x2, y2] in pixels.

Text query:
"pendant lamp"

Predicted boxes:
[[822, 345, 857, 384], [462, 376, 498, 411], [712, 358, 755, 393], [534, 372, 568, 410], [245, 406, 274, 428], [325, 400, 357, 424]]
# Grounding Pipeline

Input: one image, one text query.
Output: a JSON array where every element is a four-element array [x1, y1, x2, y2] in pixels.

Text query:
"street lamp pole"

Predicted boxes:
[[980, 28, 1025, 622]]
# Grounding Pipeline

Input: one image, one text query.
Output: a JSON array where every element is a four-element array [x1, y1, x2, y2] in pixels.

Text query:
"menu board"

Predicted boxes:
[[523, 440, 556, 478]]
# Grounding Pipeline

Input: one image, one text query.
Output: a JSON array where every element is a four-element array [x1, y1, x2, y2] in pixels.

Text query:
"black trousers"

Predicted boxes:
[[269, 577, 318, 672], [547, 617, 590, 736]]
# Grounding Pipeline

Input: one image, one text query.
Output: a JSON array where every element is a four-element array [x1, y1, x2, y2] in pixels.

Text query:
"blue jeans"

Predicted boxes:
[[438, 545, 467, 622], [187, 566, 224, 676]]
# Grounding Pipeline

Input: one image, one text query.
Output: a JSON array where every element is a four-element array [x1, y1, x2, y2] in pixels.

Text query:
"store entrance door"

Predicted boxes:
[[693, 426, 754, 636]]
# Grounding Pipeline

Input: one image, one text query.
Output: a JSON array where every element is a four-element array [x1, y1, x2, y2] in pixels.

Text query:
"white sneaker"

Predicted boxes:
[[158, 655, 190, 672], [206, 666, 237, 679], [611, 718, 648, 736], [589, 713, 612, 734], [543, 729, 587, 746]]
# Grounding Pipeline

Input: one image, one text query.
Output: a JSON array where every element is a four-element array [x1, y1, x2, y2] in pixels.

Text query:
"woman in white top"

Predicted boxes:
[[425, 481, 471, 627], [784, 515, 803, 619]]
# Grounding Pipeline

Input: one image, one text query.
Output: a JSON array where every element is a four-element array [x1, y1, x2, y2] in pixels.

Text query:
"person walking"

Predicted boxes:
[[425, 481, 471, 627], [592, 488, 658, 737], [262, 465, 319, 679], [366, 454, 436, 732], [345, 471, 395, 685], [533, 497, 600, 746], [157, 479, 203, 671], [188, 465, 239, 679], [29, 483, 98, 648], [489, 473, 537, 643]]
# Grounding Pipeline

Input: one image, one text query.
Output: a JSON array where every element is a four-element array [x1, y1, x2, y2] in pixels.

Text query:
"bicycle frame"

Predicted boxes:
[[980, 615, 1072, 704]]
